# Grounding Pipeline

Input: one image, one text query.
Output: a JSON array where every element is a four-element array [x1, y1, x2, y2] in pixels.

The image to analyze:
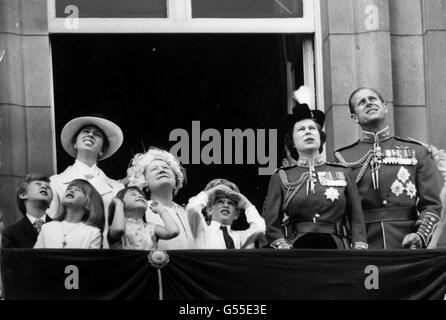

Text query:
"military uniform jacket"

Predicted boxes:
[[262, 155, 368, 249], [335, 127, 442, 249]]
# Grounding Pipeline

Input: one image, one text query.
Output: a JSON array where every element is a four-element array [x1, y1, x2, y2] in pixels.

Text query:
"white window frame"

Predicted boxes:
[[47, 0, 314, 33], [47, 0, 325, 169]]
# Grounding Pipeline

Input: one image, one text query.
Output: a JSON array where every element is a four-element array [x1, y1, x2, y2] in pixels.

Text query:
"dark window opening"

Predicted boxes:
[[51, 34, 304, 228]]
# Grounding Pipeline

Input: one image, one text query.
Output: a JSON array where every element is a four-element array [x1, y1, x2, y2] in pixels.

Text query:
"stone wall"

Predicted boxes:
[[321, 0, 446, 158], [0, 0, 53, 226]]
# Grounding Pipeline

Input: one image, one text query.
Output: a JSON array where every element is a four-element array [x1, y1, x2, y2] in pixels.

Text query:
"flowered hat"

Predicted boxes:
[[127, 147, 185, 195]]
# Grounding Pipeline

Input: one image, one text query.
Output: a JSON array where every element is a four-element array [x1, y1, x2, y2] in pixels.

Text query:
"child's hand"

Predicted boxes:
[[113, 197, 125, 208], [205, 184, 230, 196], [237, 193, 252, 210], [150, 201, 168, 215]]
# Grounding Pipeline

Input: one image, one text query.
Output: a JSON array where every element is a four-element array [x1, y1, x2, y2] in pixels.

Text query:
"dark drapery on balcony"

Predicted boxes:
[[1, 249, 446, 300]]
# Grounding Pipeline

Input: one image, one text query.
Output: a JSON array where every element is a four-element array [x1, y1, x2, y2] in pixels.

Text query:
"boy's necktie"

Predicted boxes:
[[33, 219, 44, 233], [220, 225, 235, 249]]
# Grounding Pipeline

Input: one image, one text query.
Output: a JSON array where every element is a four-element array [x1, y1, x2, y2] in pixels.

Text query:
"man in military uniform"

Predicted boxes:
[[334, 87, 442, 249]]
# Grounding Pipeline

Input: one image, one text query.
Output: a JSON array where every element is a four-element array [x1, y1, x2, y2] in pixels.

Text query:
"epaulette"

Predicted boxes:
[[334, 140, 360, 153], [274, 164, 297, 173], [394, 136, 423, 146], [325, 162, 347, 168]]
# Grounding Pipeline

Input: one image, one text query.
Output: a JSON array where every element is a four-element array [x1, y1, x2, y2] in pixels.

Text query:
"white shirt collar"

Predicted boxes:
[[74, 159, 100, 179], [209, 220, 232, 231], [26, 213, 46, 224]]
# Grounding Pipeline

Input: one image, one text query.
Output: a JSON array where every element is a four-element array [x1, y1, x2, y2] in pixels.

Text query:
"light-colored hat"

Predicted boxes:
[[204, 178, 242, 209], [127, 147, 186, 195], [61, 116, 123, 161]]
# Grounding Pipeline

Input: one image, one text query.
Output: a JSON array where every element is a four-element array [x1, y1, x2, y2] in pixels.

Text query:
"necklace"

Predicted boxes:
[[61, 221, 82, 248]]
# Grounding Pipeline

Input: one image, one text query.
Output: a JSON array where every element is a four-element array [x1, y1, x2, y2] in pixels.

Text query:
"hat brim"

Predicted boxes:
[[61, 116, 123, 161], [207, 189, 242, 209]]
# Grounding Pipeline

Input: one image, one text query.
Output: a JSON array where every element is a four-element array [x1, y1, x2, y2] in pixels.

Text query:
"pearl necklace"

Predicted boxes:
[[61, 221, 82, 248]]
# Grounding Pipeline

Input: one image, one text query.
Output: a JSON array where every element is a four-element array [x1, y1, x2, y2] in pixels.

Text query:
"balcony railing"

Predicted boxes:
[[1, 249, 446, 300]]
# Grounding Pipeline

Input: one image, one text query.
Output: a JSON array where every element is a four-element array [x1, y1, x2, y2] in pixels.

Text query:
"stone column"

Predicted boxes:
[[390, 0, 427, 141], [320, 0, 394, 160], [0, 0, 53, 226], [422, 0, 446, 149]]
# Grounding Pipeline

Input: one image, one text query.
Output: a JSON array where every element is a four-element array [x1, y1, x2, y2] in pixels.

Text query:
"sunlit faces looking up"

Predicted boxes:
[[18, 180, 53, 206], [72, 125, 108, 158], [122, 188, 148, 212], [349, 88, 388, 129], [208, 196, 239, 226], [144, 159, 177, 191], [63, 184, 89, 210], [292, 119, 322, 156]]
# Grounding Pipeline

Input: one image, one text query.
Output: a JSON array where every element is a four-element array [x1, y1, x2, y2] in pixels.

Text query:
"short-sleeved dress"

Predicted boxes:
[[121, 218, 158, 250]]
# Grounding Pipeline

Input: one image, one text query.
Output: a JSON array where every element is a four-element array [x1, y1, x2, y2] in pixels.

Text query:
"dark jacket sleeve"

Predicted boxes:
[[344, 168, 368, 248], [415, 147, 443, 246], [262, 173, 286, 247], [1, 227, 15, 249]]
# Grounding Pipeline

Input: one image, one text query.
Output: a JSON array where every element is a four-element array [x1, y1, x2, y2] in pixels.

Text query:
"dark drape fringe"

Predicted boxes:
[[2, 249, 446, 300]]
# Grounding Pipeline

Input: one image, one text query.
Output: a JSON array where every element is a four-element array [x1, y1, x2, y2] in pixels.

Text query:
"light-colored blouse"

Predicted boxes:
[[34, 221, 102, 249]]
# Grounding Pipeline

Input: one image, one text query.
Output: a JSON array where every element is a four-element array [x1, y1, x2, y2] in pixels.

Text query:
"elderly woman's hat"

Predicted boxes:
[[61, 115, 123, 160]]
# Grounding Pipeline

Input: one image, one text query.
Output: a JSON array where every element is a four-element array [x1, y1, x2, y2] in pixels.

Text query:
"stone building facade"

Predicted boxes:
[[1, 0, 445, 228]]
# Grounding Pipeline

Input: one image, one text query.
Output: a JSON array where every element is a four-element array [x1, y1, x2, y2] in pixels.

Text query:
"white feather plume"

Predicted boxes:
[[293, 86, 315, 109]]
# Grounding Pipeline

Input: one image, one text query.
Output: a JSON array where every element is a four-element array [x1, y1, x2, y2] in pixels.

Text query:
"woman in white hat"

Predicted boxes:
[[48, 115, 124, 248], [126, 147, 193, 249]]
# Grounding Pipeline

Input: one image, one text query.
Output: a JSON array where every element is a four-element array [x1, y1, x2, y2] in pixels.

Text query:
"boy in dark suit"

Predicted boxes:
[[1, 174, 53, 248]]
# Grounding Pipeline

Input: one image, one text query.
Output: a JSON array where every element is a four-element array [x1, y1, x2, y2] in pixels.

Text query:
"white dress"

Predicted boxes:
[[34, 221, 102, 249], [48, 160, 124, 248], [145, 201, 193, 250]]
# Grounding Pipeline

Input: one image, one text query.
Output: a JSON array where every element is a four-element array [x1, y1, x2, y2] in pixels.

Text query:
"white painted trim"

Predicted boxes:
[[48, 39, 58, 175], [47, 0, 314, 34], [47, 0, 56, 20], [286, 61, 295, 114], [302, 38, 315, 110], [48, 18, 314, 33], [313, 0, 325, 113]]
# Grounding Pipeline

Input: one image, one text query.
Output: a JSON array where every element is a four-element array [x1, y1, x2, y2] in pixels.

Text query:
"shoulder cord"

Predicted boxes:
[[338, 149, 374, 168], [337, 150, 374, 184], [278, 170, 310, 223], [355, 153, 374, 184]]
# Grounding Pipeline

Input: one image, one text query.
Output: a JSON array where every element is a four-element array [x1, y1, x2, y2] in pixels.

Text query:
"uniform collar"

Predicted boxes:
[[362, 126, 391, 143], [296, 155, 325, 168]]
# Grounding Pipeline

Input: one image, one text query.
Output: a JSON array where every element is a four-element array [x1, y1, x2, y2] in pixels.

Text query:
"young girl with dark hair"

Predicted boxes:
[[108, 187, 179, 250]]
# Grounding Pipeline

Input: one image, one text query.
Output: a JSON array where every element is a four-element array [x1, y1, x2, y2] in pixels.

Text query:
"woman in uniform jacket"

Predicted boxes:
[[47, 115, 124, 247], [262, 94, 368, 250]]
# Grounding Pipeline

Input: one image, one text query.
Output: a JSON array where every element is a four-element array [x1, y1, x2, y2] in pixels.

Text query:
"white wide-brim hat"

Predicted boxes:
[[61, 116, 123, 161]]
